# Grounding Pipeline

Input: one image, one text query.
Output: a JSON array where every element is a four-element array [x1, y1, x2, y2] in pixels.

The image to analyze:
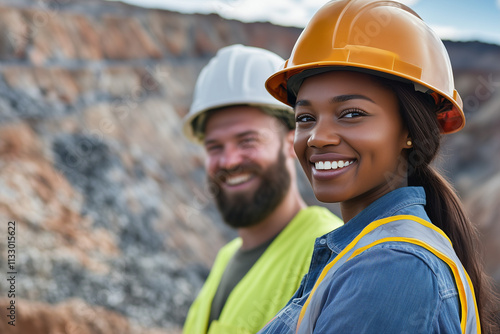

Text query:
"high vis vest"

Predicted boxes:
[[184, 206, 343, 334], [296, 215, 480, 334]]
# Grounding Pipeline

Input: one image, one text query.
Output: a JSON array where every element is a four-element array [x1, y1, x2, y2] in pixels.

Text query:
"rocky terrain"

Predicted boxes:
[[0, 0, 498, 333]]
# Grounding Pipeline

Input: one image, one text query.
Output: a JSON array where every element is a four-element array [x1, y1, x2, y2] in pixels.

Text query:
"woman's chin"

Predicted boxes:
[[313, 190, 343, 204]]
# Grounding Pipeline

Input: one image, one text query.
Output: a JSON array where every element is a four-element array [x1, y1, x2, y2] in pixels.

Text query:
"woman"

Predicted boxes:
[[259, 0, 498, 333]]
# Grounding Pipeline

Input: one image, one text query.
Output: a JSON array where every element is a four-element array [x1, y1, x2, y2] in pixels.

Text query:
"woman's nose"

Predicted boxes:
[[307, 121, 341, 148]]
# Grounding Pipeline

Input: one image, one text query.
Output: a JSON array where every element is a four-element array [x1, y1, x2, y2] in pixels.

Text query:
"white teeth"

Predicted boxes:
[[314, 160, 354, 170], [226, 174, 252, 186]]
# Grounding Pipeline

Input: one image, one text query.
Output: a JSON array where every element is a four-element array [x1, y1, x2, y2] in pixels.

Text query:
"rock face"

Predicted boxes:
[[0, 0, 498, 333]]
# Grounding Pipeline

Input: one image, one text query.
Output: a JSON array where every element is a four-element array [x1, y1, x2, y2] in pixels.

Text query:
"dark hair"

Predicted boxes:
[[377, 77, 499, 333]]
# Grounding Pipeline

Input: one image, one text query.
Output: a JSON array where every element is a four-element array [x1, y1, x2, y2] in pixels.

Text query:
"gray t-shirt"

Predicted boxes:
[[208, 236, 275, 324]]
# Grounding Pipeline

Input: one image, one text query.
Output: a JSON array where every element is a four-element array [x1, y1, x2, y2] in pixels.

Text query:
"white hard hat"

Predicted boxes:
[[183, 44, 293, 143]]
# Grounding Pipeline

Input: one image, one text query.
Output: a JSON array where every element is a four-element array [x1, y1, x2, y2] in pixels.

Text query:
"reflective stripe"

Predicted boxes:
[[296, 215, 480, 333]]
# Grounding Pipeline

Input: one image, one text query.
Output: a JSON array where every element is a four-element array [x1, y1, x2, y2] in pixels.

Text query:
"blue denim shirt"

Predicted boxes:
[[258, 186, 461, 333]]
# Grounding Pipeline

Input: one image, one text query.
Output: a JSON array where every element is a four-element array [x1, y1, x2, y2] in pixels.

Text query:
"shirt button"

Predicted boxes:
[[319, 239, 326, 245]]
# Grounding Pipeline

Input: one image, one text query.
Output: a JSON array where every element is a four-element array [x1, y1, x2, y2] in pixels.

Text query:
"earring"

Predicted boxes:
[[406, 139, 412, 147]]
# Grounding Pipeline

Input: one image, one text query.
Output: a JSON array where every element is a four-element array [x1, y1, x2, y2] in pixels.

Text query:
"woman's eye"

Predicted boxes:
[[340, 109, 366, 118], [296, 114, 315, 123]]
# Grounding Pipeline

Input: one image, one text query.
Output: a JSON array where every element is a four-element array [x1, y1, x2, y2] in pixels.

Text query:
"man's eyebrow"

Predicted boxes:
[[236, 130, 259, 138], [294, 94, 375, 108], [204, 130, 259, 146], [204, 138, 218, 146]]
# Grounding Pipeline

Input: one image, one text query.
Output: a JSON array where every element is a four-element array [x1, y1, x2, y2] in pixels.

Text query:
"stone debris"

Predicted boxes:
[[0, 0, 498, 332]]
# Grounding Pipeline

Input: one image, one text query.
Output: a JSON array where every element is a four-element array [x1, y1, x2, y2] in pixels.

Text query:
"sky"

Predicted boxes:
[[107, 0, 500, 46]]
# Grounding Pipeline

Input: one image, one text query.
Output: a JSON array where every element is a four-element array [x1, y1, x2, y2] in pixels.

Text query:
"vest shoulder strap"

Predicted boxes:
[[296, 215, 480, 334]]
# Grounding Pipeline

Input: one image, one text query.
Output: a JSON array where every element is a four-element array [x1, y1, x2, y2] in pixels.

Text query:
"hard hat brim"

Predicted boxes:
[[266, 61, 465, 134]]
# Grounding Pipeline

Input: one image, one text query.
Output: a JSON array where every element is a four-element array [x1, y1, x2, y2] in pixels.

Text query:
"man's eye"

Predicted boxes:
[[206, 145, 222, 153], [241, 137, 257, 144]]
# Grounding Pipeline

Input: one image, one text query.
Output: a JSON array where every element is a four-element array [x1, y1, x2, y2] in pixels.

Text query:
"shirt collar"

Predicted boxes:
[[326, 186, 426, 254]]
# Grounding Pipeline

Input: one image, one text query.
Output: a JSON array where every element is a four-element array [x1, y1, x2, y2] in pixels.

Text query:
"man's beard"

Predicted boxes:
[[208, 148, 291, 228]]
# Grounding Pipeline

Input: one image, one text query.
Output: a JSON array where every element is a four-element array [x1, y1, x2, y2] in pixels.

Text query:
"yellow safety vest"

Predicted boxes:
[[183, 206, 343, 334], [297, 215, 480, 334]]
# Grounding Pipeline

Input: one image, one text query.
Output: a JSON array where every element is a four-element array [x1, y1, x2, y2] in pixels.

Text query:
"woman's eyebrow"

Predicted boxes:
[[295, 94, 375, 108], [330, 94, 375, 103], [294, 100, 310, 108]]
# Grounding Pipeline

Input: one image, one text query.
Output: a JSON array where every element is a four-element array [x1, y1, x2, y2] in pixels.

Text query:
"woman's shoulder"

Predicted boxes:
[[336, 242, 459, 299], [310, 241, 461, 333]]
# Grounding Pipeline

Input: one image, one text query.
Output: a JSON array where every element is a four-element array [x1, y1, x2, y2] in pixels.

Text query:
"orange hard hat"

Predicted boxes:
[[265, 0, 465, 134]]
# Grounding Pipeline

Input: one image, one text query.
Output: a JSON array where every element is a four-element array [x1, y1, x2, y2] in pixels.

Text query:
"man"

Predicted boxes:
[[182, 44, 342, 334]]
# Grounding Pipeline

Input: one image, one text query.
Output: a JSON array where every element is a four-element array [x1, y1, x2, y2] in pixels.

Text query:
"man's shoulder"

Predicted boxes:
[[278, 206, 343, 244], [295, 206, 343, 229]]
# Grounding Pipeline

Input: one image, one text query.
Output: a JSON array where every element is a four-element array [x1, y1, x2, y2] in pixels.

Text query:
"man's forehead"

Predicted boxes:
[[204, 122, 278, 145], [204, 107, 282, 141]]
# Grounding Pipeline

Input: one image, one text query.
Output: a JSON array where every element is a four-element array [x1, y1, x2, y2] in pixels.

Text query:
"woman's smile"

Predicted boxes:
[[309, 153, 357, 180]]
